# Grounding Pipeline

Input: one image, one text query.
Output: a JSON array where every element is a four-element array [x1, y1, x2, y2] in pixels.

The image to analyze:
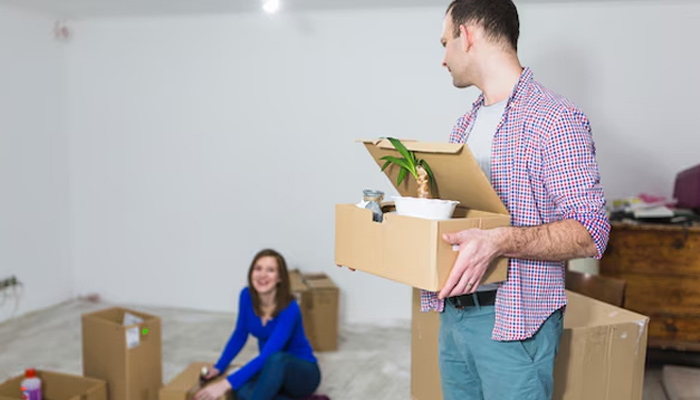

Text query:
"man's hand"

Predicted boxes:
[[194, 379, 231, 400], [438, 228, 501, 299]]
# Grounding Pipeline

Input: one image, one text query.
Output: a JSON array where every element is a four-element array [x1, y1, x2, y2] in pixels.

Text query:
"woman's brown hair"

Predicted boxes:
[[247, 249, 294, 319]]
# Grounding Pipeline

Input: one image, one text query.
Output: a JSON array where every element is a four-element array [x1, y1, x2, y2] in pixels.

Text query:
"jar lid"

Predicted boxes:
[[363, 189, 384, 201]]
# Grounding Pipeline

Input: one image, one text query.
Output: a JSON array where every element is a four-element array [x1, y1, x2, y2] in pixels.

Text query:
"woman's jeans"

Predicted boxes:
[[235, 352, 321, 400]]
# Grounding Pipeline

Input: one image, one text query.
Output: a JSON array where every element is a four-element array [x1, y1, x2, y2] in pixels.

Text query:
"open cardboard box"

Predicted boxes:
[[160, 362, 239, 400], [82, 307, 162, 400], [0, 370, 107, 400], [411, 289, 650, 400], [335, 139, 510, 291]]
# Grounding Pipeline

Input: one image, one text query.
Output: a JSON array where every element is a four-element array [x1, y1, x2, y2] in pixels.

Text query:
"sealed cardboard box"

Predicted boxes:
[[303, 273, 339, 352], [411, 289, 649, 400], [335, 139, 509, 291], [82, 307, 162, 400], [0, 370, 107, 400], [289, 270, 340, 352], [159, 362, 238, 400]]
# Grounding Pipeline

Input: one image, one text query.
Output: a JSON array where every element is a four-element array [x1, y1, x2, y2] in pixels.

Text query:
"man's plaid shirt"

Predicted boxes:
[[421, 68, 610, 341]]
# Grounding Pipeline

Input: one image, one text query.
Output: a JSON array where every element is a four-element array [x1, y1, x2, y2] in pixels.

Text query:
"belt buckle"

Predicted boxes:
[[451, 296, 467, 309]]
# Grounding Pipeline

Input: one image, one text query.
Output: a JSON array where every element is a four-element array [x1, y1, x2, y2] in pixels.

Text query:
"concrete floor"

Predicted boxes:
[[0, 299, 680, 399]]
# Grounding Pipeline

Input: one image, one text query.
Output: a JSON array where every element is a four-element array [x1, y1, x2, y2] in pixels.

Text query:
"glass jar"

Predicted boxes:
[[363, 189, 385, 222]]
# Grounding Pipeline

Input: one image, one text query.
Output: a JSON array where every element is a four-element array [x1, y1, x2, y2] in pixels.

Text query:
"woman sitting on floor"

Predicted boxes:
[[195, 249, 328, 400]]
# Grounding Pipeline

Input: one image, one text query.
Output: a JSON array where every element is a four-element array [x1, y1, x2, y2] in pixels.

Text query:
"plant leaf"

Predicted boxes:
[[397, 167, 408, 186], [387, 137, 416, 171], [379, 156, 413, 173], [380, 159, 391, 172]]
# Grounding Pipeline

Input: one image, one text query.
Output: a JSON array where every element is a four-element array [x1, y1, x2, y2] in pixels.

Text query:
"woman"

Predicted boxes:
[[195, 249, 324, 400]]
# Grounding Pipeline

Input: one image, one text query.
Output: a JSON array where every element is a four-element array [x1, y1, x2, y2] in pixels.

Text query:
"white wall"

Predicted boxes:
[[66, 1, 700, 324], [67, 8, 452, 325], [518, 1, 700, 199], [0, 4, 71, 323]]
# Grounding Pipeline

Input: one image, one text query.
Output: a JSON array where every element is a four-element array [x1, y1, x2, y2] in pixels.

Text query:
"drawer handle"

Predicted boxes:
[[664, 319, 679, 333], [672, 228, 689, 250]]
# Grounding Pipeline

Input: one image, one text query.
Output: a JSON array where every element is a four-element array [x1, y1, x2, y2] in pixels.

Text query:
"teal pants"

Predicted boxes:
[[438, 299, 563, 400]]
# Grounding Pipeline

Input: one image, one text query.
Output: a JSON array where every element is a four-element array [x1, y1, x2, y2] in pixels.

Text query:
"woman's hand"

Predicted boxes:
[[194, 379, 231, 400], [204, 366, 220, 381]]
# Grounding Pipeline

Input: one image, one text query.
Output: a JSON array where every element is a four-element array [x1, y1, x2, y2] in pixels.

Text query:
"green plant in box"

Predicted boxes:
[[380, 137, 436, 199]]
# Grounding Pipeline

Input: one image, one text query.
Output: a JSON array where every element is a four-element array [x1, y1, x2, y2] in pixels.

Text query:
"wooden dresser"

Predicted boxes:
[[599, 222, 700, 351]]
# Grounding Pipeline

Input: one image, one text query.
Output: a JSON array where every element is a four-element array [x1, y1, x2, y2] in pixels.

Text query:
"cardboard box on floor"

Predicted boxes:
[[335, 139, 509, 291], [290, 270, 339, 352], [411, 289, 650, 400], [82, 307, 162, 400], [304, 273, 340, 352], [160, 362, 239, 400], [0, 370, 107, 400]]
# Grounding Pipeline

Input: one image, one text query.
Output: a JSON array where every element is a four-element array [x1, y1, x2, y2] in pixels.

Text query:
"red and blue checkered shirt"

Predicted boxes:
[[421, 68, 610, 341]]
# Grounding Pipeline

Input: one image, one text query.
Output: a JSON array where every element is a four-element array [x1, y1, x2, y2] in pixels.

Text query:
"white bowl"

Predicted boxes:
[[393, 196, 459, 220]]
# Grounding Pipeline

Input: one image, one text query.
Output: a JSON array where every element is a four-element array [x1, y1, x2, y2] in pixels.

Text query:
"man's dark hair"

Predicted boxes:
[[446, 0, 520, 51]]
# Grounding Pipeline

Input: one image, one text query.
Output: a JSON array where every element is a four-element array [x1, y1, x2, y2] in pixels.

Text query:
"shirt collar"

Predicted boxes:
[[471, 67, 533, 112]]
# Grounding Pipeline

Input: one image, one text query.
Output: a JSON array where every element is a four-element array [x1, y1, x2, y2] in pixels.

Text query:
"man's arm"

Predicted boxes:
[[437, 219, 595, 299], [494, 219, 598, 261]]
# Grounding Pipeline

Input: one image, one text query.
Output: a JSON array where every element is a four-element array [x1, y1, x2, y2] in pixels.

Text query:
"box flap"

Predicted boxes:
[[161, 362, 238, 391], [360, 139, 508, 215], [564, 291, 649, 329], [303, 273, 338, 290], [82, 307, 158, 326], [289, 269, 308, 293]]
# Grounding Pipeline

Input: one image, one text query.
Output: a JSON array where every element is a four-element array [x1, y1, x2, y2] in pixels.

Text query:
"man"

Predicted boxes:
[[426, 1, 610, 399]]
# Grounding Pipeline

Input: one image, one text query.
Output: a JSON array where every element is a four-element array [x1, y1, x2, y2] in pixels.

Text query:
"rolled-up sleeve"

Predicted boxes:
[[543, 109, 610, 259]]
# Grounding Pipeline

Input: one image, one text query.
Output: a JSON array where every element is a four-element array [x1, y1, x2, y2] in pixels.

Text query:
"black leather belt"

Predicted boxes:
[[448, 290, 497, 309]]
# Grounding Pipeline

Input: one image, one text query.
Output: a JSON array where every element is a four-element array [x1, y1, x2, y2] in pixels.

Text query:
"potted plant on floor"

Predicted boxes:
[[380, 137, 458, 220]]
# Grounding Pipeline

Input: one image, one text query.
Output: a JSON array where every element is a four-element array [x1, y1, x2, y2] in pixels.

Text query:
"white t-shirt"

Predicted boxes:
[[467, 98, 507, 292]]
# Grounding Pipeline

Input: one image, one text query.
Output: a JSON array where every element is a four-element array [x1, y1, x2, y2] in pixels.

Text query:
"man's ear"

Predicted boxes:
[[459, 24, 473, 52]]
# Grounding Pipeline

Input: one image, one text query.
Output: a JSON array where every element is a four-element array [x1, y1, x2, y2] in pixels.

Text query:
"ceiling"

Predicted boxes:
[[0, 0, 668, 20], [0, 0, 452, 19], [1, 0, 651, 19]]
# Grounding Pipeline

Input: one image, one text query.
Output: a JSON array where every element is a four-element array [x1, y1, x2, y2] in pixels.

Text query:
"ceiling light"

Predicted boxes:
[[262, 0, 280, 14]]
